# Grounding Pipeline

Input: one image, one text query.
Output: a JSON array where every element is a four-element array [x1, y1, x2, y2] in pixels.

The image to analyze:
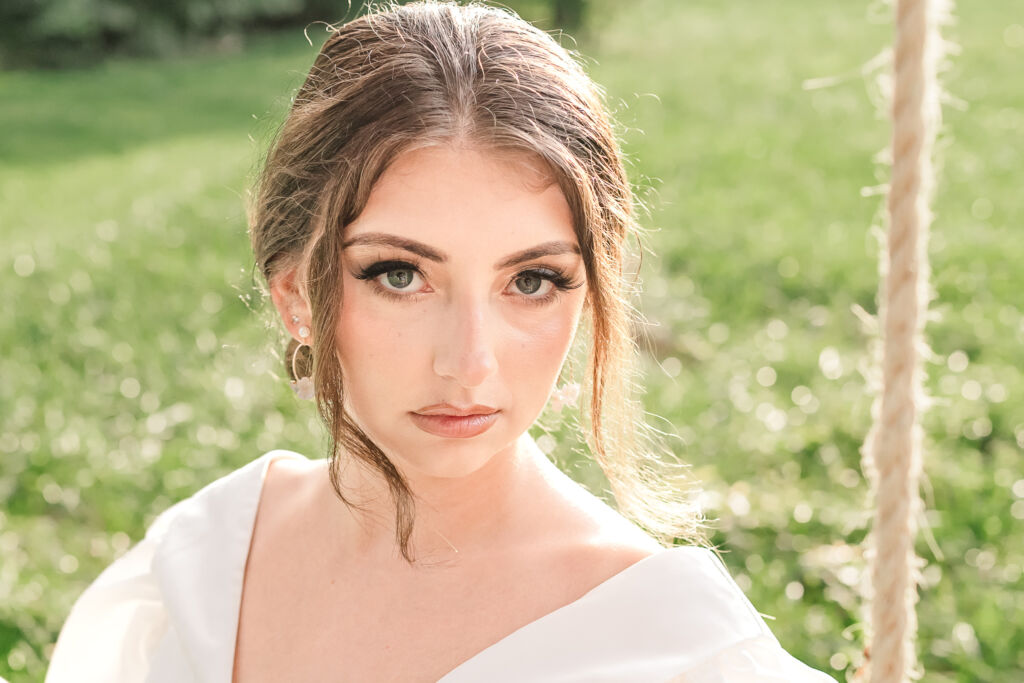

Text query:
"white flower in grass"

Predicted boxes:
[[549, 382, 580, 413]]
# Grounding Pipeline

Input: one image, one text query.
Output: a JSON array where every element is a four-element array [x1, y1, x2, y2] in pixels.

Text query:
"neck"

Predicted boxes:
[[327, 431, 554, 566]]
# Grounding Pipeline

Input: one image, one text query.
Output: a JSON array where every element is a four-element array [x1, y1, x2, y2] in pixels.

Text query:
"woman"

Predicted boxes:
[[47, 1, 837, 681]]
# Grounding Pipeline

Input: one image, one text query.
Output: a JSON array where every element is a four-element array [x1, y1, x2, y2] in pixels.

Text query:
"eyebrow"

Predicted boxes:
[[341, 232, 581, 269]]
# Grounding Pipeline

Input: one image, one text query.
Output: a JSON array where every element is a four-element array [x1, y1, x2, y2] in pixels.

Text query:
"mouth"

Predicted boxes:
[[414, 403, 498, 417], [409, 405, 500, 438]]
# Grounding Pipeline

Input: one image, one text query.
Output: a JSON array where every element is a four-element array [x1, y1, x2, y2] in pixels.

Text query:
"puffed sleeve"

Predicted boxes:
[[666, 633, 838, 682], [45, 503, 183, 683]]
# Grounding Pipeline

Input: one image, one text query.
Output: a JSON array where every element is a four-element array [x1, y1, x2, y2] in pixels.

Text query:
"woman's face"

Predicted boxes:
[[335, 144, 587, 479]]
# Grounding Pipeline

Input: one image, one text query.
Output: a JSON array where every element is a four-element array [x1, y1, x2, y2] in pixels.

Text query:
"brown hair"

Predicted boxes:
[[247, 0, 708, 562]]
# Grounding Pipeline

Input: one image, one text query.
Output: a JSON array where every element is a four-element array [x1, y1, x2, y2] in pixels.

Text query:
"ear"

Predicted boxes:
[[268, 265, 312, 344]]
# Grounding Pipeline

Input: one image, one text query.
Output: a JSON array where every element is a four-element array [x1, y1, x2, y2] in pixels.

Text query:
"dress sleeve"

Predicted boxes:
[[666, 633, 838, 683], [45, 507, 180, 683]]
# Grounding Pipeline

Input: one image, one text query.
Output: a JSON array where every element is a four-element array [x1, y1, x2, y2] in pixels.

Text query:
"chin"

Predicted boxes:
[[401, 438, 501, 479], [409, 456, 493, 480], [393, 419, 522, 479]]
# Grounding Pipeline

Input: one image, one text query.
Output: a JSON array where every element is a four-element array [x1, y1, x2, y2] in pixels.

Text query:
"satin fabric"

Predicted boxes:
[[46, 450, 837, 682]]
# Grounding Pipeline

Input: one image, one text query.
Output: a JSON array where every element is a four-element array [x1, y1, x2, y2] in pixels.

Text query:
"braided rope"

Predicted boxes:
[[859, 0, 950, 680]]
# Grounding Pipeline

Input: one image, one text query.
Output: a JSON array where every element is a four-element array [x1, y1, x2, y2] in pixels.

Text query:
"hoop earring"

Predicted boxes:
[[290, 323, 314, 400]]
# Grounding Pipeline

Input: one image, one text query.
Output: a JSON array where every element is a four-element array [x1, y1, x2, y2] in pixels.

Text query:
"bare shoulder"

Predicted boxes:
[[532, 521, 664, 608], [264, 453, 321, 486], [530, 467, 667, 582], [263, 453, 314, 495], [252, 454, 326, 534], [549, 532, 665, 596]]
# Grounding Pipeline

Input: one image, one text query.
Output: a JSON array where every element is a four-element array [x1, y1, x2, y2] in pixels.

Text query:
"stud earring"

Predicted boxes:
[[549, 381, 580, 413], [289, 313, 311, 341]]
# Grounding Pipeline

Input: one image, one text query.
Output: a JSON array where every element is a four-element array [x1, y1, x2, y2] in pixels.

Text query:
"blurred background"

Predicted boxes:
[[1, 0, 1021, 681]]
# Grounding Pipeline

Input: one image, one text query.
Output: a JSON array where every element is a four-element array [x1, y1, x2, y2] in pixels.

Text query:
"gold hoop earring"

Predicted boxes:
[[290, 340, 314, 401]]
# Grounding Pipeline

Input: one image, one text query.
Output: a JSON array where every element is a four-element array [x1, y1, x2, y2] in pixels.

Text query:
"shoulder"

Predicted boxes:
[[532, 469, 667, 574], [257, 450, 325, 514], [47, 450, 310, 683], [552, 541, 778, 657], [151, 449, 309, 547], [619, 546, 838, 681], [515, 466, 674, 607], [669, 633, 839, 682], [46, 534, 167, 683], [446, 543, 834, 682], [248, 451, 329, 548]]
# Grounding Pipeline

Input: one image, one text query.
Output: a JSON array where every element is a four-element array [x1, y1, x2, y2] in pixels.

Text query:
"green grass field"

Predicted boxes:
[[2, 1, 1021, 680]]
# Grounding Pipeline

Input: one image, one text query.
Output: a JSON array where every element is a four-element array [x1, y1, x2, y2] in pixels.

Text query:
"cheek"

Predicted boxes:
[[503, 303, 580, 381], [335, 285, 423, 397]]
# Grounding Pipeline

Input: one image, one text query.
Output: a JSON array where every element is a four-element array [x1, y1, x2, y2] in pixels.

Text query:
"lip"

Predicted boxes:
[[414, 403, 498, 417], [409, 410, 500, 438]]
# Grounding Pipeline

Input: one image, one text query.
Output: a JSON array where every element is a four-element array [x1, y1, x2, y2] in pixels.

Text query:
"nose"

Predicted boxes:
[[432, 292, 499, 388]]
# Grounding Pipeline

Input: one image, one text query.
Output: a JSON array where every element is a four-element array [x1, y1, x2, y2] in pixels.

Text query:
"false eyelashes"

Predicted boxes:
[[351, 258, 584, 305]]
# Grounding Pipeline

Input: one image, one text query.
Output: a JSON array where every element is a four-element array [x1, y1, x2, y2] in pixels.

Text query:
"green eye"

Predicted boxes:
[[515, 274, 543, 295], [386, 270, 416, 289]]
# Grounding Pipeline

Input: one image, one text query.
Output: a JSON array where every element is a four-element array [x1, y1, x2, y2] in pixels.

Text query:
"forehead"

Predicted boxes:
[[344, 145, 576, 250]]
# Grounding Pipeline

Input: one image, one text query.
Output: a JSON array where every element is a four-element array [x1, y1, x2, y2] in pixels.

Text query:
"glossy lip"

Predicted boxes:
[[414, 403, 498, 417], [409, 410, 500, 438]]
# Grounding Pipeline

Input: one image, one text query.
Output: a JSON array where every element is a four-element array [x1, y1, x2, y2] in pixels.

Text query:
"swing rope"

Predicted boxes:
[[860, 0, 951, 680]]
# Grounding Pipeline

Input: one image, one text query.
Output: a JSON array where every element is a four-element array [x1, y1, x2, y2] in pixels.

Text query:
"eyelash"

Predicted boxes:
[[352, 259, 584, 306]]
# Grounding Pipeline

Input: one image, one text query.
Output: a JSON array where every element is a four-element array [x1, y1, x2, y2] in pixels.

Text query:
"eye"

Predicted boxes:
[[382, 268, 419, 290], [352, 259, 584, 306], [514, 272, 550, 296], [352, 259, 427, 300], [508, 267, 584, 306]]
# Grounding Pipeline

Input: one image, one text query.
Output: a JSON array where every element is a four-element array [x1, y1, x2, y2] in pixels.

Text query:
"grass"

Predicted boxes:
[[1, 1, 1021, 680]]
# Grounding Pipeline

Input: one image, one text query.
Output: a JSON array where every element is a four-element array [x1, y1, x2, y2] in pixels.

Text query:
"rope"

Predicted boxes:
[[859, 0, 950, 680]]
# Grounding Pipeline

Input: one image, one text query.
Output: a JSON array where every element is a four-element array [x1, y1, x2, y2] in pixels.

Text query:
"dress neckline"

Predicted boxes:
[[227, 450, 692, 682], [147, 451, 832, 681], [437, 546, 692, 680]]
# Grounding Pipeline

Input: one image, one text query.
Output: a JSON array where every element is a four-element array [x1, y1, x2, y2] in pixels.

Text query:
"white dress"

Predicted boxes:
[[45, 450, 838, 682]]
